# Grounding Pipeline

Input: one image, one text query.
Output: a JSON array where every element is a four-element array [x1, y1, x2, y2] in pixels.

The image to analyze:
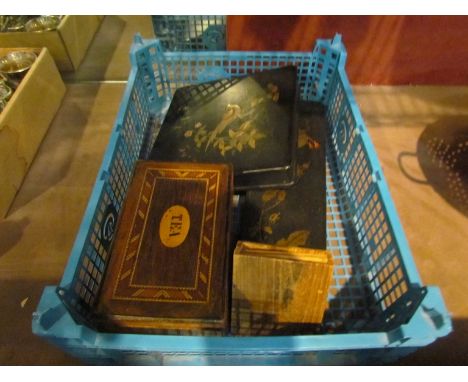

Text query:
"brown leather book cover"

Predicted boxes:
[[96, 161, 233, 333]]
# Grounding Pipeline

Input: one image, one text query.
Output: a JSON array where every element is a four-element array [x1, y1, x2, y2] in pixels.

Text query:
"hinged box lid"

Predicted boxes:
[[150, 66, 300, 190]]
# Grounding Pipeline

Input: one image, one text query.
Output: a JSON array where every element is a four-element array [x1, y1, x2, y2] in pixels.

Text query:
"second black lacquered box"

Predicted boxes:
[[238, 101, 327, 250]]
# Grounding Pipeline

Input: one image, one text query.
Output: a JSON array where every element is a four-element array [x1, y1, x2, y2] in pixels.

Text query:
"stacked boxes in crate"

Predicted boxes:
[[93, 58, 334, 335], [32, 34, 451, 365]]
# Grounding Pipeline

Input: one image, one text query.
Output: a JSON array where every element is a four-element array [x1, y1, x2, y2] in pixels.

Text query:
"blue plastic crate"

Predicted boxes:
[[152, 15, 226, 51], [32, 34, 452, 365]]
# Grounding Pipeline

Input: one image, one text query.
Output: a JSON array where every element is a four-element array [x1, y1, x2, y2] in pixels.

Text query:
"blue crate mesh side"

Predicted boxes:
[[149, 47, 342, 105], [132, 39, 167, 111], [310, 38, 343, 104], [322, 149, 376, 332], [152, 15, 226, 51], [57, 138, 133, 322], [58, 69, 155, 323], [324, 65, 426, 331]]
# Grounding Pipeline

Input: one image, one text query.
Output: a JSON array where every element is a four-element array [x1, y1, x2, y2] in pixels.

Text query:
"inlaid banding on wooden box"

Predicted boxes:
[[112, 167, 220, 303]]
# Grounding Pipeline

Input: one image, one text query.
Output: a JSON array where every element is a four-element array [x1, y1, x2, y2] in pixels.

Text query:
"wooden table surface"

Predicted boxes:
[[0, 16, 467, 365]]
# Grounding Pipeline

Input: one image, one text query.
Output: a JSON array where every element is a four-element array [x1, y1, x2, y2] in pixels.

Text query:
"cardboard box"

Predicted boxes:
[[0, 16, 102, 71], [0, 47, 66, 217]]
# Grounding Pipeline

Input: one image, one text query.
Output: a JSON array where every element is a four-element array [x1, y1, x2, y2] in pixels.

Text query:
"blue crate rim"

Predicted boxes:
[[35, 34, 452, 360], [34, 285, 450, 353]]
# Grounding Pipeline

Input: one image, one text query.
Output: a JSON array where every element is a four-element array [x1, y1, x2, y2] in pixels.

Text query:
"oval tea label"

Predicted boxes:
[[159, 205, 190, 248]]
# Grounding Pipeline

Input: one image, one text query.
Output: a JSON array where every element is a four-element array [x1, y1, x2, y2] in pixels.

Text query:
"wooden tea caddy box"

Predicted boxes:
[[96, 161, 234, 333]]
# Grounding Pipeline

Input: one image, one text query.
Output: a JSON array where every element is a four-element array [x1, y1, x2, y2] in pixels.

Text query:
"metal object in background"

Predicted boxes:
[[0, 83, 12, 114], [25, 15, 62, 32], [0, 68, 11, 113], [6, 15, 30, 32], [0, 50, 37, 111], [152, 15, 226, 51], [0, 82, 12, 100], [398, 118, 468, 216], [0, 50, 37, 75], [0, 72, 8, 84], [0, 15, 62, 33], [0, 15, 36, 32], [418, 118, 468, 216], [0, 98, 7, 112]]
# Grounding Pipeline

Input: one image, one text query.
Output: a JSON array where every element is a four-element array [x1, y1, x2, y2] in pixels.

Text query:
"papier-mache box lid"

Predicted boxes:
[[150, 66, 299, 191], [239, 101, 327, 250]]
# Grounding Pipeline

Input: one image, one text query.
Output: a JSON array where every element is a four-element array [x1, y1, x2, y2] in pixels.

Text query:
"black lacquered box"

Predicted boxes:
[[239, 101, 327, 250], [150, 66, 299, 191]]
